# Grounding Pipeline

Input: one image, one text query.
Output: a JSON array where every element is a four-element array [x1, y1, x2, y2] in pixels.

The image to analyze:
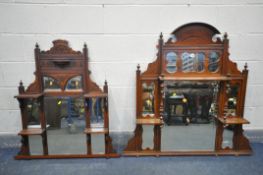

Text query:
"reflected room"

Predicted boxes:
[[44, 97, 86, 155], [161, 81, 220, 151]]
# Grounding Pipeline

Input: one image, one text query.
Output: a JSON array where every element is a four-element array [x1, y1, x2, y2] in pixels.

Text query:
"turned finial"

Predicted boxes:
[[137, 64, 140, 71], [244, 62, 248, 70], [19, 80, 23, 86], [159, 32, 163, 39], [35, 43, 39, 49], [18, 80, 25, 94], [84, 42, 87, 48], [103, 79, 108, 93], [223, 32, 228, 40]]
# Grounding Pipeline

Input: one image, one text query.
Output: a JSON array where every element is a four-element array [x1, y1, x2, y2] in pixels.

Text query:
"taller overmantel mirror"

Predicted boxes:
[[15, 40, 117, 159], [124, 23, 252, 156]]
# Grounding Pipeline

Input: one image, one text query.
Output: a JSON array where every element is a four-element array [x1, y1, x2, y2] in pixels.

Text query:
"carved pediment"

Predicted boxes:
[[42, 40, 81, 55], [167, 23, 222, 44]]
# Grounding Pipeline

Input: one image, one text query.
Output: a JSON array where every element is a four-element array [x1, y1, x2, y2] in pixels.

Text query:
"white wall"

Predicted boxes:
[[0, 0, 263, 133]]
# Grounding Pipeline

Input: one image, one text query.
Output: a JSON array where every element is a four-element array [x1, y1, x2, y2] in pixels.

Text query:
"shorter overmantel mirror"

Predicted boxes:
[[161, 81, 220, 151]]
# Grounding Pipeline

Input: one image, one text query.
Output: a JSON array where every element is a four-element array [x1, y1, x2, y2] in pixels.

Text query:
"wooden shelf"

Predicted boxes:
[[15, 153, 120, 159], [15, 93, 43, 99], [84, 128, 109, 134], [136, 118, 163, 125], [44, 91, 83, 97], [18, 128, 45, 136], [216, 117, 250, 125], [84, 91, 107, 98], [159, 76, 243, 81]]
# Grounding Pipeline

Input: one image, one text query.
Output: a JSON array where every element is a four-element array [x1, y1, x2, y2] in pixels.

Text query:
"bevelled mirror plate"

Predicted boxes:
[[181, 52, 205, 73], [88, 97, 105, 128], [45, 97, 86, 154], [142, 82, 155, 117], [43, 76, 61, 90], [166, 52, 177, 73], [161, 81, 219, 151], [208, 51, 220, 72]]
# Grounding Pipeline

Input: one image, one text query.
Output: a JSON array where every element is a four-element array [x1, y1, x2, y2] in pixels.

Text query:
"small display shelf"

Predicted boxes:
[[136, 118, 163, 125], [18, 128, 45, 136], [15, 93, 43, 99], [84, 128, 109, 134], [84, 92, 108, 98], [216, 116, 250, 125]]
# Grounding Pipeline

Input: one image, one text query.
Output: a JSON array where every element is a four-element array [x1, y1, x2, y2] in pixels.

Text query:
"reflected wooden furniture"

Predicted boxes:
[[124, 23, 252, 156], [15, 40, 118, 159], [165, 97, 189, 125]]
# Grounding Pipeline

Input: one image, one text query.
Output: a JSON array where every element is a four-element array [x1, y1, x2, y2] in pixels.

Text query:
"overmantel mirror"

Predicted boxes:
[[15, 40, 118, 159], [124, 23, 252, 156]]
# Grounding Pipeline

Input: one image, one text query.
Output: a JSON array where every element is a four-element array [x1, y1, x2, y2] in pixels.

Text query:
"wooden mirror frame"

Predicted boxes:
[[124, 23, 252, 156], [15, 40, 119, 159]]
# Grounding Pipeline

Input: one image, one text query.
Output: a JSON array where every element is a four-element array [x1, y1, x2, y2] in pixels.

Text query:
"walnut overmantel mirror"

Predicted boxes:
[[124, 23, 252, 156], [15, 40, 118, 159]]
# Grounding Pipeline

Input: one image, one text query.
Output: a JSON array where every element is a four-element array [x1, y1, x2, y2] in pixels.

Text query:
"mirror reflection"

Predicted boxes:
[[181, 52, 205, 72], [43, 76, 60, 90], [225, 83, 239, 116], [142, 125, 154, 150], [88, 98, 104, 128], [26, 99, 40, 127], [44, 97, 86, 154], [91, 134, 105, 154], [29, 135, 43, 155], [142, 82, 155, 117], [222, 126, 234, 149], [166, 52, 177, 73], [66, 76, 82, 90], [208, 51, 220, 72], [164, 81, 219, 125], [160, 81, 219, 151]]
